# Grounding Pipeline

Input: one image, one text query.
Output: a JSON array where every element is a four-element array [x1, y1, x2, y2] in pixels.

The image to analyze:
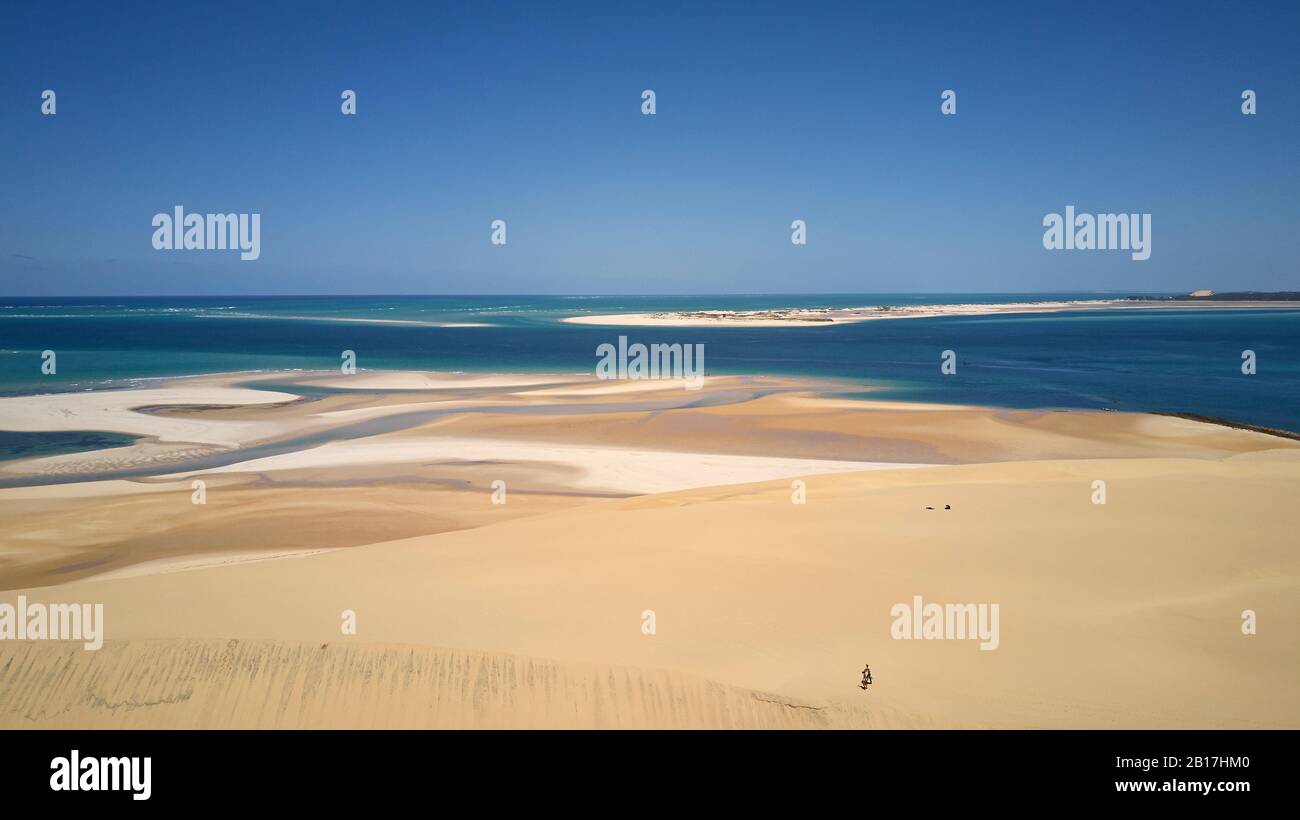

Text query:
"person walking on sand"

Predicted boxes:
[[859, 664, 873, 690]]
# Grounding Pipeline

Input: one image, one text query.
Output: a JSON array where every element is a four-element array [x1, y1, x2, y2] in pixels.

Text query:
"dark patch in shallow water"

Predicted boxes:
[[0, 430, 140, 463]]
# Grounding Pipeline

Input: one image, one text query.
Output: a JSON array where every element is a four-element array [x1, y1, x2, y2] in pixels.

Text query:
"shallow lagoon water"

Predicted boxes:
[[1, 295, 1297, 436]]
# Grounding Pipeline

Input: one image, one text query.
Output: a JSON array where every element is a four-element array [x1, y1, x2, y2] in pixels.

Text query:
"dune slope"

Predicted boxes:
[[3, 451, 1296, 729]]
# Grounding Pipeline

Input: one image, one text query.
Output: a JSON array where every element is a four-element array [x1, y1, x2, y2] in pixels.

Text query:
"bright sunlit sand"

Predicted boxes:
[[1, 370, 1296, 728]]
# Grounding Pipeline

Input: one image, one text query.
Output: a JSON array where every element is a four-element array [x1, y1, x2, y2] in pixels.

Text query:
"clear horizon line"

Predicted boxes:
[[0, 290, 1190, 299]]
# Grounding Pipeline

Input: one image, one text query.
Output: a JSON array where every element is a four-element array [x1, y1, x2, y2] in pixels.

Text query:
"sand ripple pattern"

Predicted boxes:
[[0, 639, 886, 729]]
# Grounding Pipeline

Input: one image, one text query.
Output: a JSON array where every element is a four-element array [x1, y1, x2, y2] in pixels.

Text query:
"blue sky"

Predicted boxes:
[[1, 0, 1297, 295]]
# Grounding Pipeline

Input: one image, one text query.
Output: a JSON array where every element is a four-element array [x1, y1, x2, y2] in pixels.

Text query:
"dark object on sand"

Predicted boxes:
[[859, 664, 873, 690]]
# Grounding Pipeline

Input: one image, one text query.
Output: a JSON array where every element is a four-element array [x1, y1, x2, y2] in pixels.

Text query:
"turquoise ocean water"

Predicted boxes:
[[1, 294, 1297, 446]]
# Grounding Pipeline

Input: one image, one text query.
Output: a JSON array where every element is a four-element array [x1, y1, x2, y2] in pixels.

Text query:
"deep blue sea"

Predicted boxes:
[[2, 293, 1298, 433]]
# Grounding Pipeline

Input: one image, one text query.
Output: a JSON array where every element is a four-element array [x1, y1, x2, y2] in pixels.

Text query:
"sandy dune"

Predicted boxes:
[[2, 453, 1297, 728], [0, 371, 1297, 728], [0, 639, 879, 729]]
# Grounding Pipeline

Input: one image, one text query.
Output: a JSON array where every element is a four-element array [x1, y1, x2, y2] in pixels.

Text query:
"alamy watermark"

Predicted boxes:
[[891, 595, 999, 650], [152, 206, 261, 260], [1042, 205, 1150, 261], [596, 335, 704, 390], [0, 595, 104, 650], [50, 750, 150, 800]]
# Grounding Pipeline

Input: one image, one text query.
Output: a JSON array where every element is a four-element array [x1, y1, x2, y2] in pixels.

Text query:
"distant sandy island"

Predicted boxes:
[[1, 370, 1297, 728], [560, 299, 1300, 327]]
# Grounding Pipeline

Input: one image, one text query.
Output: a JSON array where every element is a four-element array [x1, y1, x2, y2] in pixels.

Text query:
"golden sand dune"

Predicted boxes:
[[1, 372, 1297, 728], [0, 638, 890, 729], [2, 452, 1297, 729]]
